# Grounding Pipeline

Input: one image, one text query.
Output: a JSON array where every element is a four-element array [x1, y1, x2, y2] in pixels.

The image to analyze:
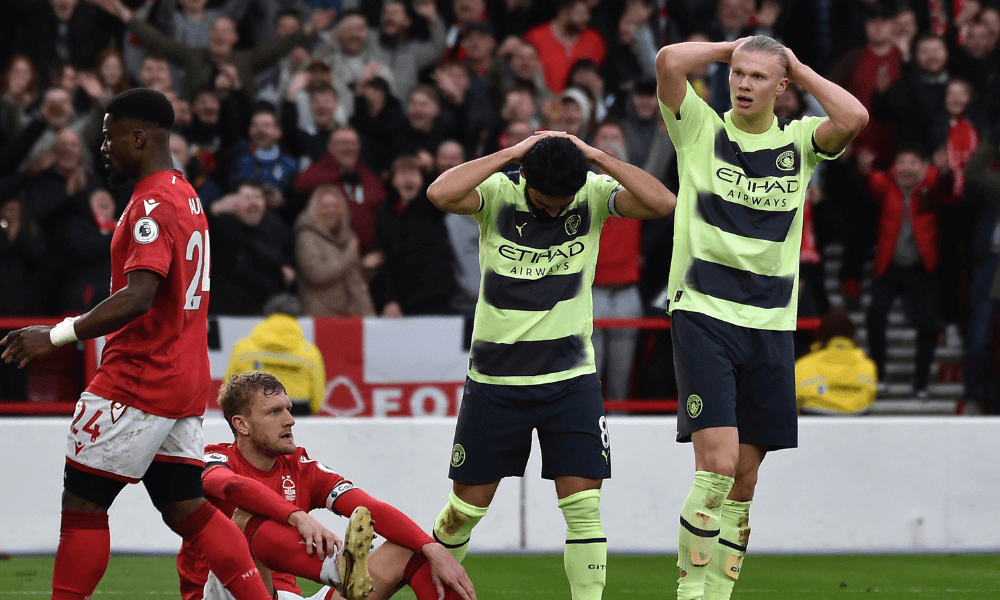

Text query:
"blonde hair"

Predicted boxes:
[[218, 371, 286, 436], [736, 35, 788, 75]]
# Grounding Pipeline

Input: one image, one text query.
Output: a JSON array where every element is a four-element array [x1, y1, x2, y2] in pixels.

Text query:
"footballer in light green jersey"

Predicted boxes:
[[426, 130, 675, 600], [656, 36, 869, 600]]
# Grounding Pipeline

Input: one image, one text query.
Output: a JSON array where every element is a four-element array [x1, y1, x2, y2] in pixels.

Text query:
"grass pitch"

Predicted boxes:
[[2, 553, 999, 598]]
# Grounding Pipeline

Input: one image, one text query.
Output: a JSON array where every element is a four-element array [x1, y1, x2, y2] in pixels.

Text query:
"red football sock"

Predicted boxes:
[[51, 510, 110, 600], [404, 554, 464, 600], [175, 502, 272, 600], [245, 516, 324, 582]]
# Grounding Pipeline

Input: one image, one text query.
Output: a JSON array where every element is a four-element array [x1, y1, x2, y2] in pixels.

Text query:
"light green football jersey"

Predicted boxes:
[[468, 170, 623, 385], [661, 81, 842, 331]]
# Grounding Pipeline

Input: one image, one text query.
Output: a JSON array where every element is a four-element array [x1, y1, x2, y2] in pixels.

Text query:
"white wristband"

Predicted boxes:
[[49, 317, 80, 347]]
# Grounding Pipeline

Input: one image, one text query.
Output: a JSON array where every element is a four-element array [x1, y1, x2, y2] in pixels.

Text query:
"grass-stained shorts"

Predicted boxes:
[[449, 373, 612, 484], [672, 310, 798, 450]]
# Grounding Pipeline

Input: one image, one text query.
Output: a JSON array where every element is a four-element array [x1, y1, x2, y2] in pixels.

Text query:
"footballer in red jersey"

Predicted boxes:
[[183, 371, 477, 600], [1, 88, 272, 600]]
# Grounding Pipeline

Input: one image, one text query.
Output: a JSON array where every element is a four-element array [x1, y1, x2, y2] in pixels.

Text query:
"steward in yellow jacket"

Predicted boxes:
[[795, 336, 878, 415], [225, 295, 326, 415]]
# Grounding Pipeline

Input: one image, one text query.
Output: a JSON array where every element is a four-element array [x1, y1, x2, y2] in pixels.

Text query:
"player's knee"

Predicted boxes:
[[558, 489, 602, 537]]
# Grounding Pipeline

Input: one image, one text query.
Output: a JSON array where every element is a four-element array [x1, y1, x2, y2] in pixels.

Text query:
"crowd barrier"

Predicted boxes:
[[0, 315, 822, 416]]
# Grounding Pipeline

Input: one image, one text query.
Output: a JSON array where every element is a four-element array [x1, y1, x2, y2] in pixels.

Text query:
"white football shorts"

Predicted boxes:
[[66, 392, 204, 482], [203, 571, 334, 600]]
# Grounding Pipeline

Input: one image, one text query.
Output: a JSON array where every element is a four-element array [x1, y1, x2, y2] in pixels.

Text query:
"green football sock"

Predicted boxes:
[[677, 471, 735, 600], [559, 489, 606, 600], [432, 492, 488, 563], [704, 500, 751, 600]]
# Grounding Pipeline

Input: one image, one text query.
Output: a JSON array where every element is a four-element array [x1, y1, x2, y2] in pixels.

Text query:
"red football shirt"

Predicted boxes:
[[86, 170, 211, 418], [523, 23, 607, 94], [176, 443, 350, 599]]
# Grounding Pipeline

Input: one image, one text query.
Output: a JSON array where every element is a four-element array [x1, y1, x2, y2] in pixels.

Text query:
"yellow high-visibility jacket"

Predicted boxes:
[[225, 314, 326, 414], [795, 337, 878, 415]]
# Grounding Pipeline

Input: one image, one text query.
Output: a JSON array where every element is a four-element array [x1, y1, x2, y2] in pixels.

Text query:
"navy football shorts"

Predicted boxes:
[[671, 310, 798, 450], [448, 373, 612, 484]]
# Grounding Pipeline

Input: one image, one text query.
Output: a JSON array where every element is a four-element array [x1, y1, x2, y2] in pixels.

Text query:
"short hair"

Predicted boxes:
[[263, 293, 302, 317], [818, 307, 856, 345], [391, 154, 423, 175], [106, 88, 175, 129], [914, 32, 947, 50], [309, 82, 338, 98], [736, 35, 788, 74], [410, 84, 440, 105], [521, 137, 588, 197], [217, 371, 287, 436], [895, 142, 927, 161]]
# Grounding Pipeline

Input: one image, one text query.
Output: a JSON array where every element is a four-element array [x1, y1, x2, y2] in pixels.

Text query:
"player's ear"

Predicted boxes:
[[132, 128, 147, 149], [231, 414, 250, 436]]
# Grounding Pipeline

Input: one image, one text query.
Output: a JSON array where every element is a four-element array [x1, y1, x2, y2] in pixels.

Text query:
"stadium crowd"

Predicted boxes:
[[1, 0, 999, 412]]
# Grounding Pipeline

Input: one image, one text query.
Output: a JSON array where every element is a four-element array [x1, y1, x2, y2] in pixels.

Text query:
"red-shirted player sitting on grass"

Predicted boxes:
[[185, 371, 477, 600], [2, 87, 275, 600]]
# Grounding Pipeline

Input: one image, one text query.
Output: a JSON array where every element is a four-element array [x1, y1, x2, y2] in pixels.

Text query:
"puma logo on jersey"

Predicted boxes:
[[143, 199, 160, 215], [516, 222, 526, 236]]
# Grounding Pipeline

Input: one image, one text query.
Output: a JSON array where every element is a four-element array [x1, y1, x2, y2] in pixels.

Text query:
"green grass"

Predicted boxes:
[[2, 554, 999, 598]]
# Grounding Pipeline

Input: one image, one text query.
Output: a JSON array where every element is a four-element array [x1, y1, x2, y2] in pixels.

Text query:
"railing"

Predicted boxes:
[[0, 316, 823, 416]]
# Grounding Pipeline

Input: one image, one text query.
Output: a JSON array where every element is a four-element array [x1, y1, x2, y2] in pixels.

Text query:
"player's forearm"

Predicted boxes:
[[427, 147, 516, 212], [333, 490, 433, 553], [203, 467, 299, 524], [795, 64, 868, 140], [590, 153, 675, 219], [72, 286, 154, 341], [656, 41, 737, 78]]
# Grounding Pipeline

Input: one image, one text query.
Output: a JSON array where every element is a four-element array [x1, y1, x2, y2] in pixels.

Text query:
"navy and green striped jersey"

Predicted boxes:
[[468, 170, 623, 385], [661, 81, 842, 330]]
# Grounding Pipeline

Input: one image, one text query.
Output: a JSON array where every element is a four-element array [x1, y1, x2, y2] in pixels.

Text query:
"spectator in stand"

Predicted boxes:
[[524, 0, 607, 94], [170, 131, 221, 205], [432, 61, 494, 160], [15, 0, 123, 78], [295, 126, 387, 253], [89, 0, 335, 100], [224, 294, 327, 416], [294, 184, 378, 319], [935, 78, 981, 351], [872, 33, 951, 157], [227, 105, 300, 224], [370, 155, 457, 317], [1, 55, 40, 140], [779, 0, 868, 78], [460, 21, 498, 86], [603, 0, 658, 96], [92, 48, 131, 105], [0, 196, 49, 316], [58, 187, 116, 314], [699, 0, 758, 113], [377, 0, 449, 104], [830, 6, 903, 172], [168, 92, 194, 131], [209, 181, 295, 316], [962, 125, 1000, 415], [567, 59, 610, 126], [137, 54, 177, 95], [437, 140, 480, 315], [273, 55, 349, 141], [490, 37, 552, 110], [618, 78, 674, 184], [146, 0, 255, 50], [182, 88, 245, 185], [23, 86, 103, 174], [489, 83, 542, 152], [237, 0, 317, 48], [891, 6, 920, 63], [397, 84, 458, 162], [794, 307, 878, 415], [590, 123, 643, 400], [953, 19, 1000, 123], [281, 81, 339, 167], [312, 11, 397, 118], [350, 74, 408, 177], [441, 0, 489, 64], [859, 146, 951, 399], [552, 87, 593, 141]]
